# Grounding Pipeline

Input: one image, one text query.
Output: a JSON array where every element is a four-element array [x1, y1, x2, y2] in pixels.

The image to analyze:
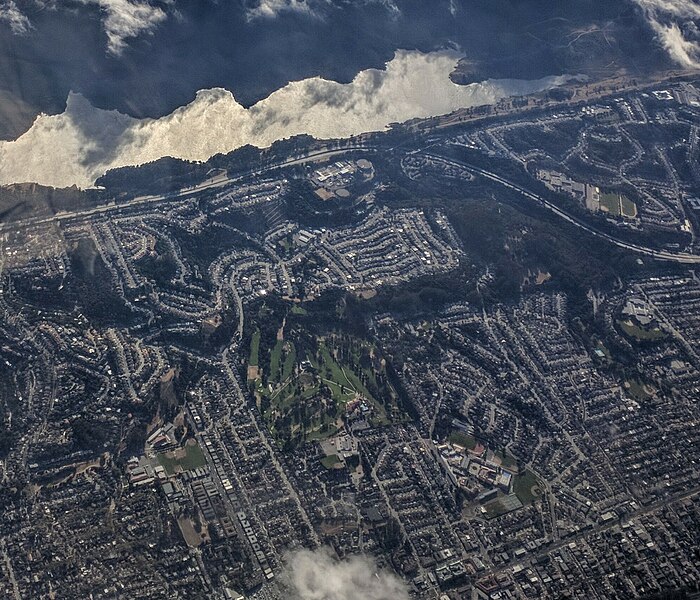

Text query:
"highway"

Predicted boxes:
[[3, 139, 700, 265], [0, 144, 376, 232], [423, 152, 700, 264]]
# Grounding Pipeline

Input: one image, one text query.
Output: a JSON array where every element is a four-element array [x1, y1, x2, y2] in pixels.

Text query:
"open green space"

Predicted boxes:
[[307, 423, 341, 442], [620, 195, 637, 218], [484, 499, 510, 518], [600, 192, 622, 216], [483, 494, 524, 519], [494, 450, 518, 471], [249, 329, 261, 367], [321, 454, 341, 469], [626, 378, 653, 402], [619, 320, 666, 341], [269, 340, 283, 383], [251, 325, 401, 447], [157, 443, 206, 475], [281, 343, 296, 381], [513, 470, 540, 504], [600, 192, 637, 219], [448, 431, 477, 450]]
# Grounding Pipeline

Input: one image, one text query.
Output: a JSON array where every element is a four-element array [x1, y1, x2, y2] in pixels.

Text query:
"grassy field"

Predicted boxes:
[[619, 320, 666, 341], [600, 192, 637, 219], [178, 517, 203, 547], [249, 329, 261, 367], [494, 450, 518, 470], [247, 314, 403, 448], [263, 336, 399, 446], [307, 424, 340, 442], [600, 192, 622, 216], [282, 343, 296, 381], [158, 443, 206, 475], [321, 454, 341, 469], [318, 345, 356, 398], [269, 340, 283, 383], [483, 494, 523, 519], [316, 341, 389, 424], [620, 195, 637, 218], [484, 499, 510, 518], [513, 470, 540, 504], [448, 431, 477, 450], [626, 378, 653, 402]]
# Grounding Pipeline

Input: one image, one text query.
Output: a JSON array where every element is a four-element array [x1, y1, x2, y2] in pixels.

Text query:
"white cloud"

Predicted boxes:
[[0, 0, 31, 34], [633, 0, 700, 68], [245, 0, 400, 20], [0, 49, 575, 188], [79, 0, 169, 55], [652, 19, 700, 67], [278, 548, 410, 600], [245, 0, 316, 19], [375, 0, 400, 18], [635, 0, 700, 19], [0, 0, 168, 52]]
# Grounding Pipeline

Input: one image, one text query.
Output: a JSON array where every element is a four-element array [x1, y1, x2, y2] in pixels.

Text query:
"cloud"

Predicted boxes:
[[0, 0, 168, 53], [79, 0, 169, 54], [278, 548, 410, 600], [652, 20, 700, 67], [0, 0, 31, 34], [244, 0, 399, 20], [244, 0, 317, 19], [0, 50, 575, 188], [633, 0, 700, 68], [375, 0, 400, 18]]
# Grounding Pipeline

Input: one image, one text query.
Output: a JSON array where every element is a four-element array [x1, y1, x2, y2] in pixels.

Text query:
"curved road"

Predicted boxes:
[[0, 145, 377, 232], [4, 140, 700, 265], [424, 152, 700, 264]]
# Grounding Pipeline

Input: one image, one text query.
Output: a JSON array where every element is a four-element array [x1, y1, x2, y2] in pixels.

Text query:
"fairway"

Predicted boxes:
[[249, 329, 261, 367], [250, 324, 403, 446], [269, 339, 283, 383]]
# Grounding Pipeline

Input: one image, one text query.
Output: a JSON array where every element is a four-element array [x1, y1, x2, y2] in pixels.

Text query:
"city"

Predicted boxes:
[[0, 73, 700, 599]]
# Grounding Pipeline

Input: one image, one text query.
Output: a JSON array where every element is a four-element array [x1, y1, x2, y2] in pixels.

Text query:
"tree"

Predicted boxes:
[[381, 517, 403, 551]]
